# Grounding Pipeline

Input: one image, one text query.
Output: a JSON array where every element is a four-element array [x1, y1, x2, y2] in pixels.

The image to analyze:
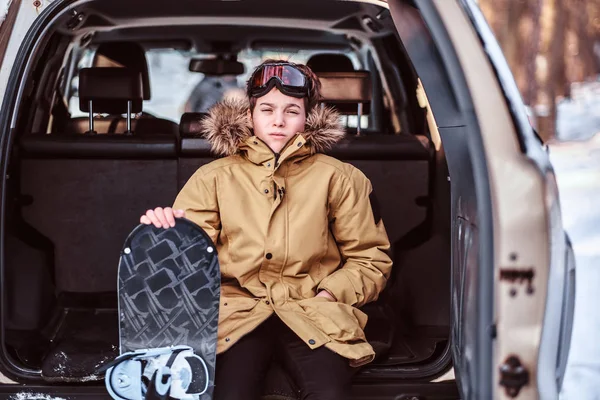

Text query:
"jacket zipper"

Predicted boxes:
[[273, 152, 280, 200]]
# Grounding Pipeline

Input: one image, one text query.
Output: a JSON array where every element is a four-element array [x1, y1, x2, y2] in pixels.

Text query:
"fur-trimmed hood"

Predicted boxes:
[[199, 98, 345, 156]]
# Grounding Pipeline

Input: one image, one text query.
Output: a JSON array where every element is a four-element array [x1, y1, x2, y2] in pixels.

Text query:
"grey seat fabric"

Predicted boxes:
[[20, 147, 178, 294]]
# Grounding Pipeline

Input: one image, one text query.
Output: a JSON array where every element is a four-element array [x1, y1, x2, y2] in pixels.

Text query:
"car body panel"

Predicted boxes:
[[390, 0, 574, 399], [459, 1, 575, 398]]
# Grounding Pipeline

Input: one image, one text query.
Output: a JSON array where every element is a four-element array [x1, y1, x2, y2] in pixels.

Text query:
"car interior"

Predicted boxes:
[[3, 0, 455, 397]]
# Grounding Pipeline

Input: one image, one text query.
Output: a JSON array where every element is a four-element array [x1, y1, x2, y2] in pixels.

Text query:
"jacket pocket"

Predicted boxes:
[[218, 295, 259, 334], [297, 297, 368, 343]]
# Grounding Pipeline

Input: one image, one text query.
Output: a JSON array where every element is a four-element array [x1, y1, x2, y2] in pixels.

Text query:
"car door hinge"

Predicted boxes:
[[499, 355, 529, 398]]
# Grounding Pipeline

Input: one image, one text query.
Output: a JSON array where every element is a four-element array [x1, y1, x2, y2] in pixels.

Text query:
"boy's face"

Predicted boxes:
[[250, 87, 306, 154]]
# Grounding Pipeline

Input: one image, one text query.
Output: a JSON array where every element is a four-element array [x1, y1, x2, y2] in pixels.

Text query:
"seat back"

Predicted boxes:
[[19, 134, 179, 293], [19, 69, 178, 293]]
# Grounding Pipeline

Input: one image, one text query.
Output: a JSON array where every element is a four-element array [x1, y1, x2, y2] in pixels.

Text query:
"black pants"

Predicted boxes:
[[213, 315, 357, 400]]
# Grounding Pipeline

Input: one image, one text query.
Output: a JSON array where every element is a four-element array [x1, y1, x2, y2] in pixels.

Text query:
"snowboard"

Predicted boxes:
[[105, 218, 220, 400]]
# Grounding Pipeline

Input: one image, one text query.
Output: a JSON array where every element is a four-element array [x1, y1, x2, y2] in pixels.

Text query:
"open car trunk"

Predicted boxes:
[[1, 0, 456, 397], [6, 133, 452, 393]]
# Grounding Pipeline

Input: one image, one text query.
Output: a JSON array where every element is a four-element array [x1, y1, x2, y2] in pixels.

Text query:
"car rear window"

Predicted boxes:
[[66, 47, 363, 124]]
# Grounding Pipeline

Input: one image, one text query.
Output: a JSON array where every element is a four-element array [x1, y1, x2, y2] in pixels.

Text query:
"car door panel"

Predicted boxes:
[[460, 1, 576, 397], [389, 1, 574, 399]]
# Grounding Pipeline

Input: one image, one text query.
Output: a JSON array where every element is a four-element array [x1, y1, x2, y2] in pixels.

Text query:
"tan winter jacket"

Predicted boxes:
[[173, 99, 393, 367]]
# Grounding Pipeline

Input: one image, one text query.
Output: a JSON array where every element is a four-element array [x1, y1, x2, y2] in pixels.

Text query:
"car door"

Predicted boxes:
[[387, 0, 576, 399]]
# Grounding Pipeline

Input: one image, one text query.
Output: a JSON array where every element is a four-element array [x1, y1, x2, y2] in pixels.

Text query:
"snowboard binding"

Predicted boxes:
[[104, 345, 209, 400]]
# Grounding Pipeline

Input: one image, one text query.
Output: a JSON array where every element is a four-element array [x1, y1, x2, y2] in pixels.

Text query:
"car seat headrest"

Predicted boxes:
[[180, 112, 209, 136], [79, 68, 143, 115], [317, 71, 372, 134], [307, 53, 355, 73], [93, 41, 151, 100], [317, 71, 371, 104]]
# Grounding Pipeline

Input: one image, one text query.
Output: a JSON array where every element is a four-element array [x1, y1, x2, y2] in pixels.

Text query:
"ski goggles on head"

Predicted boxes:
[[248, 63, 309, 98]]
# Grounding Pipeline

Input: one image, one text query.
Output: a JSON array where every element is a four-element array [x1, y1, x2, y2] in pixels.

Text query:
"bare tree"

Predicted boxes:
[[472, 0, 599, 139], [523, 0, 545, 105], [571, 0, 600, 78], [544, 0, 569, 138]]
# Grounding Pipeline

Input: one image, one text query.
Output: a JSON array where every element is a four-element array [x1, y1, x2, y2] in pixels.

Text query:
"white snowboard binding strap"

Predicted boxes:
[[103, 345, 209, 400]]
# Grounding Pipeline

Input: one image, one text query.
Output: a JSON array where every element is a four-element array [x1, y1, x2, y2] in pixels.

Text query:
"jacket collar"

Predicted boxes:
[[238, 134, 309, 166], [199, 98, 345, 165]]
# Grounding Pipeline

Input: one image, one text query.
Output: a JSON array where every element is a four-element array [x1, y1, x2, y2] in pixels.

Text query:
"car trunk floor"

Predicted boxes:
[[10, 292, 446, 383], [40, 292, 119, 382]]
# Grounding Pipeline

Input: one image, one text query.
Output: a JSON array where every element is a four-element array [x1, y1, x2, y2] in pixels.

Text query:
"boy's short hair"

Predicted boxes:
[[247, 59, 322, 114]]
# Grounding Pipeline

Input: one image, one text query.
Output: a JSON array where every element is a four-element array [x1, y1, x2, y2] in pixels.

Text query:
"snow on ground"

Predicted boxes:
[[550, 78, 600, 399], [556, 79, 600, 142], [9, 393, 67, 400]]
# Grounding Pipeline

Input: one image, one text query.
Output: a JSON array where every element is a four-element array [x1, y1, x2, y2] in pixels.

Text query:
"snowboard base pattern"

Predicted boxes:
[[116, 219, 220, 399]]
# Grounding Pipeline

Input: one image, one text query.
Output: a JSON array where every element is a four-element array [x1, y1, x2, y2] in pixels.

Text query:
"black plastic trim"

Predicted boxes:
[[416, 1, 495, 397], [0, 0, 79, 382], [19, 134, 179, 159], [388, 0, 495, 398], [356, 340, 454, 382]]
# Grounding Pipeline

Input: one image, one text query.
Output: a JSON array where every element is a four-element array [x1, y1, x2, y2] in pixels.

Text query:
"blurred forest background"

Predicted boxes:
[[479, 0, 600, 141]]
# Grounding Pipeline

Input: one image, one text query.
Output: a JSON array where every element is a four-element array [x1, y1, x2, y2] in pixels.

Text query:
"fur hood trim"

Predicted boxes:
[[199, 98, 345, 156]]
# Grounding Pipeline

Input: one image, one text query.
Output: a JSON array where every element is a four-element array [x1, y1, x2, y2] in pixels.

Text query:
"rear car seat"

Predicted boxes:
[[17, 67, 179, 381], [65, 41, 179, 136]]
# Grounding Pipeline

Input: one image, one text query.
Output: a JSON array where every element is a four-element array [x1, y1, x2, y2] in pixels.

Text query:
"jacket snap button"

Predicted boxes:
[[267, 163, 271, 167], [223, 303, 227, 306], [308, 339, 316, 345], [265, 300, 270, 305], [297, 142, 302, 147], [264, 189, 269, 194], [253, 141, 258, 145], [225, 337, 230, 342], [265, 253, 272, 260]]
